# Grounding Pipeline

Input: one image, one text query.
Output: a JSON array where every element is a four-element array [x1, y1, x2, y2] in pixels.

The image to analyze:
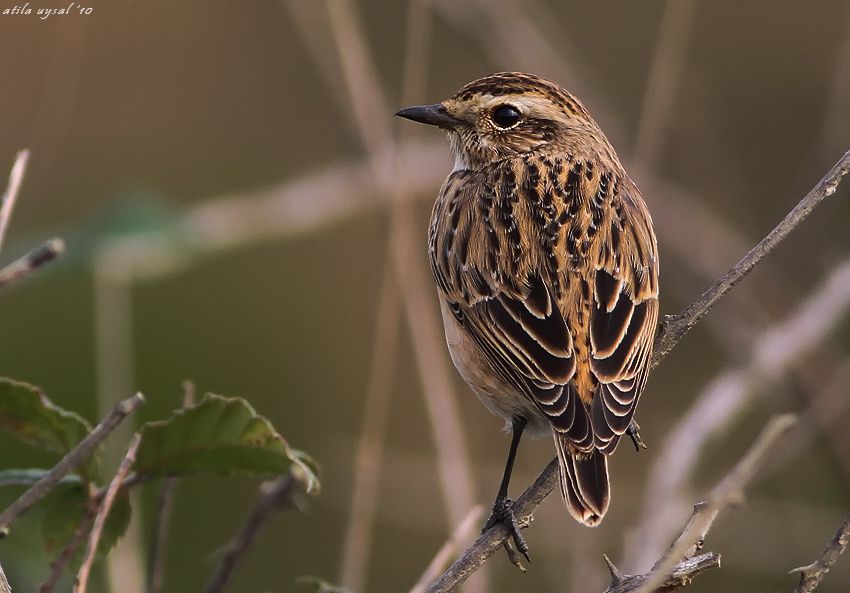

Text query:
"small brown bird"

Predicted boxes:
[[396, 73, 658, 556]]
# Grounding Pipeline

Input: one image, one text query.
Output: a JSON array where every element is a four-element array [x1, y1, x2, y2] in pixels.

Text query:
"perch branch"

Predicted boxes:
[[0, 393, 145, 534], [411, 506, 485, 593], [791, 512, 850, 593], [627, 253, 850, 570], [424, 460, 559, 593], [75, 433, 141, 593], [652, 148, 850, 368]]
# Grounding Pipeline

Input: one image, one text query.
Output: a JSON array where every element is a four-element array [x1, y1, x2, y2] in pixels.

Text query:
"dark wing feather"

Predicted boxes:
[[462, 289, 593, 448], [589, 182, 659, 453], [430, 169, 590, 446]]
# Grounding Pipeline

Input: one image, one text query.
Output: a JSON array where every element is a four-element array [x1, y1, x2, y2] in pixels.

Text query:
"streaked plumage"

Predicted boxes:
[[397, 72, 658, 545]]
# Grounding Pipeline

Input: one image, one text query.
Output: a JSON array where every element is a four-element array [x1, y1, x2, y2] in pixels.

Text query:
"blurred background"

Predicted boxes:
[[0, 1, 849, 592]]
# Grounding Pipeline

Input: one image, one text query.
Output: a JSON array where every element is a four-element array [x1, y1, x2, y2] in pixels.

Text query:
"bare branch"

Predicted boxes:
[[202, 472, 301, 593], [425, 454, 725, 593], [627, 255, 850, 570], [0, 393, 145, 534], [632, 414, 797, 593], [75, 433, 142, 593], [145, 382, 194, 593], [0, 238, 65, 290], [602, 553, 720, 593], [633, 0, 698, 171], [0, 150, 30, 254], [791, 512, 850, 593], [426, 415, 795, 592], [424, 459, 559, 593], [0, 559, 10, 593], [143, 477, 176, 593], [40, 508, 96, 593], [652, 148, 850, 368], [319, 2, 482, 587], [339, 263, 401, 591]]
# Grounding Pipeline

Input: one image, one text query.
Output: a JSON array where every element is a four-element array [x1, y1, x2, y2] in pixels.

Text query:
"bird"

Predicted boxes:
[[395, 72, 659, 558]]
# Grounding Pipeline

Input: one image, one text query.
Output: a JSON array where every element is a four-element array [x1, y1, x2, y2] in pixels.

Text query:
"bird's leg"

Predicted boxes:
[[482, 416, 530, 563]]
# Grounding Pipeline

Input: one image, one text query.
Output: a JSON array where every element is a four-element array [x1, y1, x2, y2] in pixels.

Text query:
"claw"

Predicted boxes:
[[483, 497, 531, 567]]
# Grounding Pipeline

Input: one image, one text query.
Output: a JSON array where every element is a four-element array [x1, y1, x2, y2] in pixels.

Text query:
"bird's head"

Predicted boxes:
[[395, 72, 609, 171]]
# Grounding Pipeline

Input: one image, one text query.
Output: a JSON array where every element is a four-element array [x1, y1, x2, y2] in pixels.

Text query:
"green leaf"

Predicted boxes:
[[134, 394, 319, 485], [0, 379, 92, 456], [289, 449, 321, 495], [0, 469, 82, 488], [42, 483, 131, 570]]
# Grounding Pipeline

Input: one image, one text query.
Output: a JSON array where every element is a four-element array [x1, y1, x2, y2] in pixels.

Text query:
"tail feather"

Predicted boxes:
[[554, 434, 610, 526]]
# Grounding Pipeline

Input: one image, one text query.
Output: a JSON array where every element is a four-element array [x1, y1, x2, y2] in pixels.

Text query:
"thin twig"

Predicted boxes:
[[410, 506, 485, 593], [321, 0, 481, 577], [93, 242, 146, 593], [339, 261, 401, 591], [145, 479, 176, 593], [424, 459, 559, 593], [627, 255, 850, 571], [324, 0, 391, 156], [145, 385, 192, 593], [75, 433, 142, 593], [0, 238, 65, 290], [0, 559, 10, 593], [0, 150, 30, 254], [652, 148, 850, 368], [0, 393, 145, 534], [202, 472, 300, 593], [633, 0, 698, 171], [631, 414, 797, 593], [40, 507, 96, 593], [601, 553, 720, 593], [791, 512, 850, 593]]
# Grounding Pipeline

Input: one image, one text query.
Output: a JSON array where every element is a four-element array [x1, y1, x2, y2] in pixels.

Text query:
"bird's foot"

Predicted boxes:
[[483, 497, 530, 567]]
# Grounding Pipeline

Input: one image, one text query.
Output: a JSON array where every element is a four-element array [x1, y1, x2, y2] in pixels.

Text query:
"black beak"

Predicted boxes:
[[394, 104, 458, 129]]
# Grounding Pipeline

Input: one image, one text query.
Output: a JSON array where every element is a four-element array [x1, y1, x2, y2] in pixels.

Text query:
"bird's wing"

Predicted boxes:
[[588, 179, 659, 453], [430, 168, 592, 448]]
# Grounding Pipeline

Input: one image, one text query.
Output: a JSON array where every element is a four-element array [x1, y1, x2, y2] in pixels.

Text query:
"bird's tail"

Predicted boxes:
[[554, 433, 610, 526]]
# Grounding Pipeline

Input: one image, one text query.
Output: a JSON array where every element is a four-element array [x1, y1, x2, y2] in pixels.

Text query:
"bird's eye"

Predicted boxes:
[[491, 105, 521, 128]]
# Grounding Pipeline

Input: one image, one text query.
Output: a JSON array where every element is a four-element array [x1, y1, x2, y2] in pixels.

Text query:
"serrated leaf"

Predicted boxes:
[[42, 483, 131, 571], [0, 379, 91, 456], [0, 469, 82, 488], [133, 394, 317, 482]]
